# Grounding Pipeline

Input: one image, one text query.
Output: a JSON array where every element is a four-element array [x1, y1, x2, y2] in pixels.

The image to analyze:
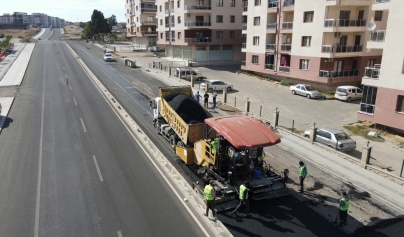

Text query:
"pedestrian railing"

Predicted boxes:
[[369, 30, 386, 42], [319, 69, 359, 78], [279, 66, 290, 73], [324, 19, 366, 27], [267, 23, 277, 29], [282, 22, 293, 29]]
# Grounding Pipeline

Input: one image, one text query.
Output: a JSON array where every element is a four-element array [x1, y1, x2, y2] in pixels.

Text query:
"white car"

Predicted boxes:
[[149, 46, 164, 52], [334, 86, 363, 102], [103, 53, 113, 62], [200, 80, 234, 93], [290, 84, 322, 99]]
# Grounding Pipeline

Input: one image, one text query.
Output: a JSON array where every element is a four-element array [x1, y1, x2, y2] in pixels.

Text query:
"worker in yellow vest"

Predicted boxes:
[[211, 139, 219, 155], [231, 181, 251, 217], [203, 180, 217, 221], [337, 192, 350, 227]]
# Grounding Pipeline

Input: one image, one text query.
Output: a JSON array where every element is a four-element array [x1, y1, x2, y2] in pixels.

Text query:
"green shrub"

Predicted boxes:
[[280, 80, 289, 86]]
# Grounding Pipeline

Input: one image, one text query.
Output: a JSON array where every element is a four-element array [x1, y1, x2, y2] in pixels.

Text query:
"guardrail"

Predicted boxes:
[[266, 44, 276, 50], [319, 69, 359, 78], [184, 5, 211, 10], [322, 45, 363, 53], [267, 23, 277, 29], [364, 66, 380, 78], [282, 22, 293, 29], [184, 21, 211, 27], [324, 19, 366, 27], [280, 44, 291, 51]]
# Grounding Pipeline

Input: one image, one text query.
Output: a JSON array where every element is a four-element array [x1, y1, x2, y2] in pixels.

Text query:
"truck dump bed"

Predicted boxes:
[[159, 86, 213, 145]]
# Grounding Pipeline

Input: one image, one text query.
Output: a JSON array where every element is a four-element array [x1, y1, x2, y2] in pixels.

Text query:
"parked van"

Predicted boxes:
[[334, 86, 363, 102], [174, 67, 204, 81]]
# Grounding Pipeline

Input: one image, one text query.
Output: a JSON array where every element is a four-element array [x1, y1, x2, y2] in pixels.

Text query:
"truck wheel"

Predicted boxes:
[[155, 121, 160, 134], [170, 135, 177, 151]]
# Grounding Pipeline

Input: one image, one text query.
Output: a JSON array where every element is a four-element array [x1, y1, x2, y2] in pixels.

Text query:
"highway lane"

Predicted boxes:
[[0, 29, 206, 237], [68, 41, 349, 237]]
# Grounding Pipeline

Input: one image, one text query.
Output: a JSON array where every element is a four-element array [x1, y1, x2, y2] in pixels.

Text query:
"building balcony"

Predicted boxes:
[[280, 44, 292, 51], [363, 65, 381, 79], [184, 37, 212, 43], [372, 0, 391, 10], [141, 7, 157, 13], [324, 19, 366, 28], [165, 23, 175, 28], [268, 1, 278, 8], [267, 23, 277, 29], [265, 64, 275, 70], [279, 66, 290, 73], [184, 5, 212, 11], [242, 43, 246, 49], [283, 0, 295, 7], [165, 38, 176, 42], [325, 0, 372, 6], [140, 20, 157, 25], [282, 22, 293, 29], [266, 44, 276, 51], [369, 30, 386, 41], [319, 69, 359, 78], [242, 25, 247, 30], [322, 45, 363, 53], [184, 21, 211, 27], [141, 31, 157, 36], [374, 0, 390, 2], [165, 9, 174, 14]]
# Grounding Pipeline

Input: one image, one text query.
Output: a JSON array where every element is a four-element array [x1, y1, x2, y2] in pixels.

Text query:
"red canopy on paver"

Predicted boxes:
[[204, 115, 281, 149]]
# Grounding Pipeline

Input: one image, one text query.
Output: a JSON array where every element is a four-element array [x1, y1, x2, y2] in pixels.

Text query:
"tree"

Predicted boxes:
[[107, 15, 117, 27], [82, 22, 94, 39], [89, 10, 111, 40]]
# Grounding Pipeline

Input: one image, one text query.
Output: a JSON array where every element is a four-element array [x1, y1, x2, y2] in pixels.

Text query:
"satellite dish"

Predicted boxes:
[[366, 22, 376, 31]]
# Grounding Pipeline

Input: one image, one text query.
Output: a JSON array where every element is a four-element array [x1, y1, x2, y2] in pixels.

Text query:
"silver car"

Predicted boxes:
[[304, 128, 356, 152], [200, 80, 234, 93], [290, 84, 322, 99]]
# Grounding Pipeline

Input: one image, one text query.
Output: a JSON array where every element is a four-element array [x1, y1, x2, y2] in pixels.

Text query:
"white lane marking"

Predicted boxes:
[[69, 84, 72, 90], [63, 66, 65, 71], [73, 97, 77, 106], [117, 231, 123, 237], [92, 155, 104, 182], [34, 42, 47, 237], [65, 74, 68, 79], [80, 118, 87, 132], [66, 43, 210, 236]]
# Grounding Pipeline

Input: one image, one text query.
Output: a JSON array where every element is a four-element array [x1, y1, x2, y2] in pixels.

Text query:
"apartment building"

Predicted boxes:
[[153, 0, 244, 65], [241, 0, 384, 92], [358, 0, 404, 132], [0, 14, 13, 24], [125, 0, 158, 50]]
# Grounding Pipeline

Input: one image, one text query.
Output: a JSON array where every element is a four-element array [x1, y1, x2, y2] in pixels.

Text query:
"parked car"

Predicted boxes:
[[200, 80, 234, 93], [103, 53, 113, 62], [174, 67, 204, 81], [290, 84, 322, 99], [304, 128, 356, 152], [149, 46, 164, 52], [38, 38, 41, 40], [334, 86, 363, 102]]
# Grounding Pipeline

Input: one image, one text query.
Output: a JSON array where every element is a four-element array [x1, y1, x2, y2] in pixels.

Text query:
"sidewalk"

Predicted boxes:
[[101, 44, 404, 214]]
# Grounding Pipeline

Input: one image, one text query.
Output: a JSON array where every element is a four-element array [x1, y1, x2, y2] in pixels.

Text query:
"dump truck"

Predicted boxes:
[[150, 86, 289, 210]]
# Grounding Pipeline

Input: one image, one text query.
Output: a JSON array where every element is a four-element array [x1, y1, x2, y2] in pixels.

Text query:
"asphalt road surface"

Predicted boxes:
[[0, 29, 205, 237]]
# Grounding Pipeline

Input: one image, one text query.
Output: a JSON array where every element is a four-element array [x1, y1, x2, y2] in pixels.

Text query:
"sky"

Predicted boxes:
[[2, 0, 126, 23]]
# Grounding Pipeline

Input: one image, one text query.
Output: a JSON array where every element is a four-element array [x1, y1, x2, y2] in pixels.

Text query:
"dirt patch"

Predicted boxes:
[[62, 26, 81, 40], [0, 28, 41, 42], [217, 103, 240, 115]]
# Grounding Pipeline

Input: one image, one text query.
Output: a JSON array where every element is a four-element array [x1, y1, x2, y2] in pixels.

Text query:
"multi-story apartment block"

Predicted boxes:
[[358, 0, 403, 132], [125, 0, 158, 50], [0, 14, 13, 24], [31, 13, 50, 27], [153, 0, 245, 65], [241, 0, 384, 92], [12, 12, 27, 24]]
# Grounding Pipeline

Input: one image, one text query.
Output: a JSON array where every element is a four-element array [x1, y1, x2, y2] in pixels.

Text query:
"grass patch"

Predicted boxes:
[[280, 80, 289, 86], [344, 124, 385, 142], [279, 125, 304, 134]]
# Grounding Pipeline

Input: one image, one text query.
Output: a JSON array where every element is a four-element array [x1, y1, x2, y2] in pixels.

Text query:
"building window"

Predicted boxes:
[[230, 31, 235, 38], [255, 0, 261, 6], [402, 58, 404, 73], [397, 96, 404, 113], [230, 15, 235, 23], [217, 0, 223, 7], [304, 11, 314, 23], [216, 15, 223, 23], [242, 34, 247, 38], [302, 36, 311, 46], [360, 86, 378, 114], [178, 32, 181, 39], [375, 11, 382, 21], [254, 17, 260, 26], [252, 55, 259, 64], [159, 6, 162, 12], [253, 36, 259, 45], [177, 16, 181, 24], [160, 19, 163, 25], [216, 31, 223, 39], [300, 59, 310, 69], [160, 33, 163, 39], [242, 16, 247, 23], [231, 0, 236, 7], [177, 1, 180, 8]]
